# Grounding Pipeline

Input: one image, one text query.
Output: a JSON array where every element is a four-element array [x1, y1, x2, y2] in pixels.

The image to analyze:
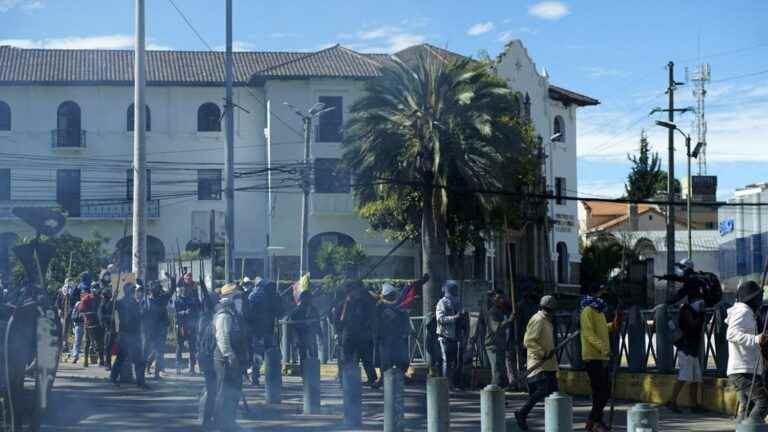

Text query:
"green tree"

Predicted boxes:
[[655, 171, 682, 196], [11, 232, 110, 291], [625, 131, 663, 200], [315, 242, 367, 292], [342, 50, 533, 334]]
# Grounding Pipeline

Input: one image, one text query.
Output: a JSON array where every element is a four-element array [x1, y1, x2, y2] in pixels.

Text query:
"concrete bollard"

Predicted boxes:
[[264, 347, 282, 404], [480, 384, 505, 432], [303, 357, 321, 414], [627, 306, 646, 373], [427, 377, 450, 432], [654, 304, 674, 373], [544, 392, 573, 432], [736, 419, 768, 432], [342, 363, 362, 427], [627, 403, 658, 431], [384, 367, 405, 432]]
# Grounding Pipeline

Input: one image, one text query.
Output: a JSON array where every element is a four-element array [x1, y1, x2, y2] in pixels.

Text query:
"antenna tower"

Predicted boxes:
[[690, 63, 710, 174]]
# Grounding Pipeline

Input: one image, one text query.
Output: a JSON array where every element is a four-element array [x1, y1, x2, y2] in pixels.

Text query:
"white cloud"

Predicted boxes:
[[467, 21, 494, 36], [0, 0, 43, 12], [338, 25, 426, 53], [582, 66, 629, 78], [0, 34, 172, 50], [528, 1, 570, 20]]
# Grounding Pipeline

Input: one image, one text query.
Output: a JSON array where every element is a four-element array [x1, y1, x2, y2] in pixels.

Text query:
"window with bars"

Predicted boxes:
[[127, 104, 152, 132], [197, 103, 221, 132], [198, 169, 222, 200]]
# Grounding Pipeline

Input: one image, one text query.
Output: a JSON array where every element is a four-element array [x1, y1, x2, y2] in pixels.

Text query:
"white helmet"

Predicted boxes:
[[676, 258, 694, 271], [381, 283, 397, 297]]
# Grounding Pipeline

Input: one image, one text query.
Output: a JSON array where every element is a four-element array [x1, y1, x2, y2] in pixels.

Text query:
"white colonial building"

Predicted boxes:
[[0, 41, 596, 286]]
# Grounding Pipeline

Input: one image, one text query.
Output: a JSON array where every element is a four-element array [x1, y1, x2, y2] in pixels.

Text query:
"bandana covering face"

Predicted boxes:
[[580, 295, 607, 313]]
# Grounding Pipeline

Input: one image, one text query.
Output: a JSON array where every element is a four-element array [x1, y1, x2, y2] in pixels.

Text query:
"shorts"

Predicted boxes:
[[677, 352, 703, 383]]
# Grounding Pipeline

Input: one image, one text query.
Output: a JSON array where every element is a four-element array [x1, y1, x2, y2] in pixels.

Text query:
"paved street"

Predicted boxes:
[[40, 360, 735, 431]]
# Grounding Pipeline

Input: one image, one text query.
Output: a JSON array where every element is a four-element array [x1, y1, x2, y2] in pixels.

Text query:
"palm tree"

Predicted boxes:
[[342, 50, 529, 364]]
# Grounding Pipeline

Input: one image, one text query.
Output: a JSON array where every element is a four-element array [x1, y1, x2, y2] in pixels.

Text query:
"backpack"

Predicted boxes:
[[692, 271, 723, 307], [197, 314, 216, 372]]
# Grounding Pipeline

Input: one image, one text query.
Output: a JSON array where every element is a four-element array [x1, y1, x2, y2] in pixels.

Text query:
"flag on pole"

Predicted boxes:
[[396, 280, 418, 309], [292, 272, 310, 304]]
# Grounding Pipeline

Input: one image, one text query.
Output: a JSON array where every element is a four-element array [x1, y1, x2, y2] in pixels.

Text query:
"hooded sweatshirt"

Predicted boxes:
[[436, 292, 462, 340], [726, 302, 763, 376]]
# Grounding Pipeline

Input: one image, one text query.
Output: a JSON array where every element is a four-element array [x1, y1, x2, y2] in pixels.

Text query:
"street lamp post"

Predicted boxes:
[[285, 102, 335, 277], [655, 120, 701, 261]]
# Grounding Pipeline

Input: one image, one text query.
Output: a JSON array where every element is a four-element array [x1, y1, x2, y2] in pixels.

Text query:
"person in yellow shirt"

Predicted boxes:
[[580, 284, 621, 432], [514, 295, 559, 431]]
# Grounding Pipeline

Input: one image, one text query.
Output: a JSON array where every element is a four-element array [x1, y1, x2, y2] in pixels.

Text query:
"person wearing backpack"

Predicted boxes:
[[374, 283, 411, 387], [212, 283, 248, 432], [666, 298, 705, 413], [246, 279, 283, 386], [175, 273, 201, 375], [339, 280, 378, 387], [197, 297, 218, 430], [79, 282, 104, 367], [110, 282, 148, 388], [658, 258, 706, 305], [478, 286, 513, 387]]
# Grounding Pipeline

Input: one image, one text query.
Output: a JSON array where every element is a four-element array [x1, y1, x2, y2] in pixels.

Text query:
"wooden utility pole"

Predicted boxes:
[[131, 0, 147, 280], [224, 0, 235, 282]]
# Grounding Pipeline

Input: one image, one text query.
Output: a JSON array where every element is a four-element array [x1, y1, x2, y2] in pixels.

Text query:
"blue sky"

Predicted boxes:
[[2, 0, 768, 200]]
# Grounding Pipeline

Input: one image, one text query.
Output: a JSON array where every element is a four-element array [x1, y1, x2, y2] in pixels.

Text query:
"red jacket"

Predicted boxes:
[[78, 293, 99, 327]]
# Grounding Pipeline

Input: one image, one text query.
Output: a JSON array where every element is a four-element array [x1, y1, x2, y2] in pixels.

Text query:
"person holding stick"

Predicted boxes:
[[580, 284, 621, 432], [726, 280, 768, 423], [514, 295, 559, 431]]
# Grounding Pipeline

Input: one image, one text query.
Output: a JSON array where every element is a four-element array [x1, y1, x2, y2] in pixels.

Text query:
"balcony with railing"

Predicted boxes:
[[51, 128, 86, 148], [0, 199, 159, 219]]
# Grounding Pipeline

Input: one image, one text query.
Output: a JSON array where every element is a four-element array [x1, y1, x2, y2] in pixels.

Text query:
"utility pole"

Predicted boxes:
[[131, 0, 147, 280], [665, 61, 677, 296], [299, 116, 311, 276], [285, 102, 334, 277], [224, 0, 235, 282]]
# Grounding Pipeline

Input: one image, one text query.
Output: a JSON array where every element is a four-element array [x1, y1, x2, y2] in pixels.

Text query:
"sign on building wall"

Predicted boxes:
[[720, 217, 734, 236], [554, 213, 576, 233]]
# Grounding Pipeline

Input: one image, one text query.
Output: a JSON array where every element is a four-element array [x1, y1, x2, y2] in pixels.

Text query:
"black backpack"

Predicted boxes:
[[692, 271, 723, 307], [197, 314, 216, 372]]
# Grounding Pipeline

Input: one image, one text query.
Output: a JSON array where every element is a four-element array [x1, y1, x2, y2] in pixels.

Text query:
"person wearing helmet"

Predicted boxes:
[[727, 280, 768, 423], [657, 258, 704, 305], [436, 280, 465, 389], [515, 295, 559, 431]]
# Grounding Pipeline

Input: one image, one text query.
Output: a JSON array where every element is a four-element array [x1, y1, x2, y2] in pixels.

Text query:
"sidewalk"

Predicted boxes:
[[42, 359, 736, 431]]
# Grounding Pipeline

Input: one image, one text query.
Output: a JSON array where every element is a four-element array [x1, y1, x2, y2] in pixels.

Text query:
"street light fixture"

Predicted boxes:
[[283, 102, 336, 277], [654, 120, 702, 261]]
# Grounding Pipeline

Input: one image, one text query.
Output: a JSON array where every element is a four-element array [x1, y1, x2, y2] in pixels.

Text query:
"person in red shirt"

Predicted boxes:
[[78, 282, 105, 367]]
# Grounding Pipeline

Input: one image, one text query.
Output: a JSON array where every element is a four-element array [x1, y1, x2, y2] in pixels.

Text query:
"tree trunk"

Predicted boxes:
[[421, 184, 447, 371]]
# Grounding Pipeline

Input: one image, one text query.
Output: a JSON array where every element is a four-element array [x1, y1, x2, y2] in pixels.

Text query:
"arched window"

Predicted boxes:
[[127, 104, 151, 132], [197, 102, 221, 132], [0, 101, 10, 131], [56, 101, 82, 147], [553, 115, 565, 142], [556, 242, 569, 284]]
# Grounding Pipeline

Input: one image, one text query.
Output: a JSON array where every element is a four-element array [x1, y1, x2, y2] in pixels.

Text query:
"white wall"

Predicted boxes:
[[495, 40, 581, 280]]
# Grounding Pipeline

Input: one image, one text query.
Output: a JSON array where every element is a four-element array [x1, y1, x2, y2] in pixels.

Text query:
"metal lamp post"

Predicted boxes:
[[655, 120, 702, 261], [284, 102, 335, 277]]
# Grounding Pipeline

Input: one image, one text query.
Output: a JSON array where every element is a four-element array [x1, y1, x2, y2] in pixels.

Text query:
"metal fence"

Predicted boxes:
[[276, 303, 732, 378]]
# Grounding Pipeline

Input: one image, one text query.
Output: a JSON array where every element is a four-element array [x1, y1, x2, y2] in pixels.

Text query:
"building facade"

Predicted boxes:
[[719, 183, 768, 289], [0, 41, 596, 284]]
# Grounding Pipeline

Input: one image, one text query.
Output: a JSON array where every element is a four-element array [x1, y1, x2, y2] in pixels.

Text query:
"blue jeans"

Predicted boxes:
[[71, 324, 84, 357]]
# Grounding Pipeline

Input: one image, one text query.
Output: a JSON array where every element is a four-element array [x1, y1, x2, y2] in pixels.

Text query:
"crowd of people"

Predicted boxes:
[[54, 256, 768, 431]]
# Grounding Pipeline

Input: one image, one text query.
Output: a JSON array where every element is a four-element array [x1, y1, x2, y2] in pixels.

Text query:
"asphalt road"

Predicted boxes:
[[38, 361, 735, 431]]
